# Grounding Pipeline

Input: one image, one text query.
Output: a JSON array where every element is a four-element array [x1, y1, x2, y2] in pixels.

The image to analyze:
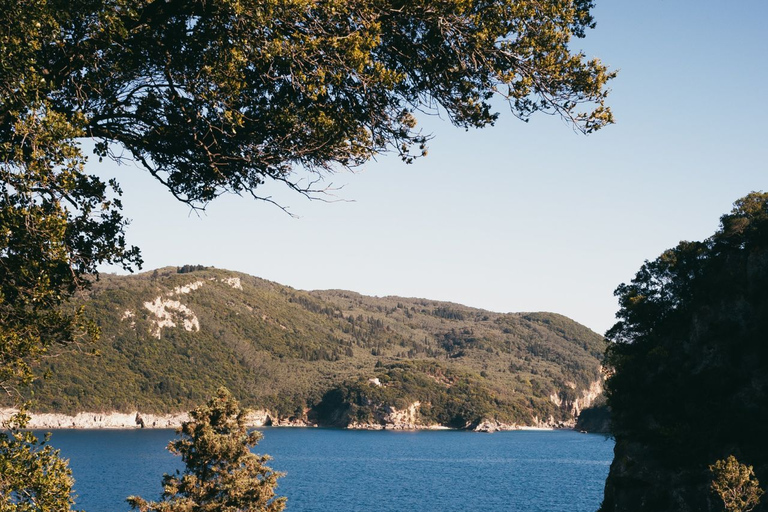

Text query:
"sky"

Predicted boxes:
[[95, 0, 768, 335]]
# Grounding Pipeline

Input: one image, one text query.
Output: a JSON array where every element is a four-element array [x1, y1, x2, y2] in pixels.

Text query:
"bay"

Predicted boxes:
[[45, 428, 613, 512]]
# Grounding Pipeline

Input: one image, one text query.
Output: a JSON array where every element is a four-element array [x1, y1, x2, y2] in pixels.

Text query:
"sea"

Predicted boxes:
[[44, 428, 614, 512]]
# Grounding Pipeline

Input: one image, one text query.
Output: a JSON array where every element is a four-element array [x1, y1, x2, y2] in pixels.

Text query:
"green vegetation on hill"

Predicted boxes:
[[14, 267, 605, 427], [313, 361, 546, 428]]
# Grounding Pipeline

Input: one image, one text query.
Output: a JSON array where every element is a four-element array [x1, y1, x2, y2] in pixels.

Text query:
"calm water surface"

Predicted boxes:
[[46, 428, 613, 512]]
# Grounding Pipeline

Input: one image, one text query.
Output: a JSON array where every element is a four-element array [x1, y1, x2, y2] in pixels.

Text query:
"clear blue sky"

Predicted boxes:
[[95, 0, 768, 335]]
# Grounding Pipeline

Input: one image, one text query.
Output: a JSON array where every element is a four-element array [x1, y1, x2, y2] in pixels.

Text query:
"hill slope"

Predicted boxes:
[[15, 267, 606, 429]]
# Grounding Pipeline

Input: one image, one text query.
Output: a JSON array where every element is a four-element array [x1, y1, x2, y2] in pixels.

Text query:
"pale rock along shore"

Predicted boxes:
[[0, 408, 570, 431], [0, 409, 274, 429]]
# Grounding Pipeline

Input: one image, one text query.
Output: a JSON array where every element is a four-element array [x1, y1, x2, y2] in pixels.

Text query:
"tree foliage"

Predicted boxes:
[[0, 410, 79, 512], [2, 0, 613, 208], [710, 456, 764, 512], [0, 117, 140, 397], [128, 387, 286, 512], [605, 192, 768, 453]]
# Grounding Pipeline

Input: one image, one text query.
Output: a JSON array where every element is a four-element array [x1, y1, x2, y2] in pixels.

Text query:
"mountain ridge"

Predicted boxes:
[[11, 266, 606, 430]]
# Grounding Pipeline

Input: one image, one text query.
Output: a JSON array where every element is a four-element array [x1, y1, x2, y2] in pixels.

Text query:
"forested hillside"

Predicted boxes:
[[13, 267, 605, 429]]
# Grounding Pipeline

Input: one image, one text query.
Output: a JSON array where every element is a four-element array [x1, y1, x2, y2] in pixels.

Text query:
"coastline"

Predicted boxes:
[[1, 408, 567, 431], [0, 408, 267, 430]]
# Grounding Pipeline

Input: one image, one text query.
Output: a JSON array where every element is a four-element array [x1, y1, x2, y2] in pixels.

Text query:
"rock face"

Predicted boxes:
[[1, 405, 574, 432], [140, 280, 206, 338], [0, 409, 191, 429], [263, 412, 310, 427], [550, 377, 604, 419], [601, 440, 718, 512], [0, 408, 297, 429], [574, 404, 610, 434], [347, 402, 423, 430]]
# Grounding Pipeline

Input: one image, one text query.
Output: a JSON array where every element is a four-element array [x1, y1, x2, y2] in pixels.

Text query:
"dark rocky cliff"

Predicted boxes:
[[600, 194, 768, 512], [575, 402, 610, 434]]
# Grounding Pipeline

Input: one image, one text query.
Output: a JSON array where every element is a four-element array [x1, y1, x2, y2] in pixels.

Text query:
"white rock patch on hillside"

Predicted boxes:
[[171, 280, 204, 295], [549, 376, 604, 418], [130, 278, 240, 338], [221, 277, 242, 289], [143, 297, 200, 339], [120, 309, 136, 329]]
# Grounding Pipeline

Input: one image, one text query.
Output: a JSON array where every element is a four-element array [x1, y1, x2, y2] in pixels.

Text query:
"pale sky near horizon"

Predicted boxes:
[[95, 1, 768, 335]]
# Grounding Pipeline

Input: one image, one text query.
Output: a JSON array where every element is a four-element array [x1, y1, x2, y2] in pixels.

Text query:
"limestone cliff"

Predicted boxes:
[[549, 376, 604, 423], [0, 408, 300, 429], [347, 402, 424, 430]]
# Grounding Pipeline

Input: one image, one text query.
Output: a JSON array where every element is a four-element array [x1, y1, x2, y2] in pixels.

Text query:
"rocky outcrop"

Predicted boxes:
[[600, 440, 723, 512], [0, 408, 299, 429], [530, 415, 575, 430], [143, 297, 200, 338], [221, 277, 243, 290], [348, 402, 423, 430], [573, 378, 604, 416], [550, 377, 604, 418], [471, 418, 519, 432], [263, 413, 311, 427], [575, 404, 610, 434]]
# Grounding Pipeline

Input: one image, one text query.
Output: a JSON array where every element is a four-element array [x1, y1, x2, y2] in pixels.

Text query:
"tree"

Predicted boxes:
[[710, 456, 764, 512], [600, 192, 768, 512], [2, 0, 614, 207], [127, 387, 286, 512], [0, 103, 141, 400], [0, 410, 80, 512]]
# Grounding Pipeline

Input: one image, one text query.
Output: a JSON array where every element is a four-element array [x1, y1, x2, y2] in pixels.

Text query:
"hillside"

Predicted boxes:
[[12, 266, 606, 429]]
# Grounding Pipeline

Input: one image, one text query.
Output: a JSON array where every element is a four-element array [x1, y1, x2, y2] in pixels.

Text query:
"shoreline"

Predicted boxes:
[[1, 409, 566, 432]]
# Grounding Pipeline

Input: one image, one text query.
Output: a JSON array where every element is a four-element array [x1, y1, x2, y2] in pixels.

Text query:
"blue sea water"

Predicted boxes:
[[45, 428, 613, 512]]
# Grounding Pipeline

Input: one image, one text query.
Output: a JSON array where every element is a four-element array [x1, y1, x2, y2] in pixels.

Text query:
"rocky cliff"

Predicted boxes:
[[599, 194, 768, 512], [574, 403, 610, 434], [0, 408, 281, 429]]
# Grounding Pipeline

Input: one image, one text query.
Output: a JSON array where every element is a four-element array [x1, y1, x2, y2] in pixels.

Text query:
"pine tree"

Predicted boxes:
[[128, 388, 286, 512]]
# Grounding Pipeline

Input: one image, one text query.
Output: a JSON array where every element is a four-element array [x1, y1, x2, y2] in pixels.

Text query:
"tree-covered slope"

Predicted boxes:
[[13, 267, 605, 428]]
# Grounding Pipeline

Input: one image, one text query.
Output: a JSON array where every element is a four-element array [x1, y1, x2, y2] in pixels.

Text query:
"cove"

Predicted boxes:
[[46, 428, 613, 512]]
